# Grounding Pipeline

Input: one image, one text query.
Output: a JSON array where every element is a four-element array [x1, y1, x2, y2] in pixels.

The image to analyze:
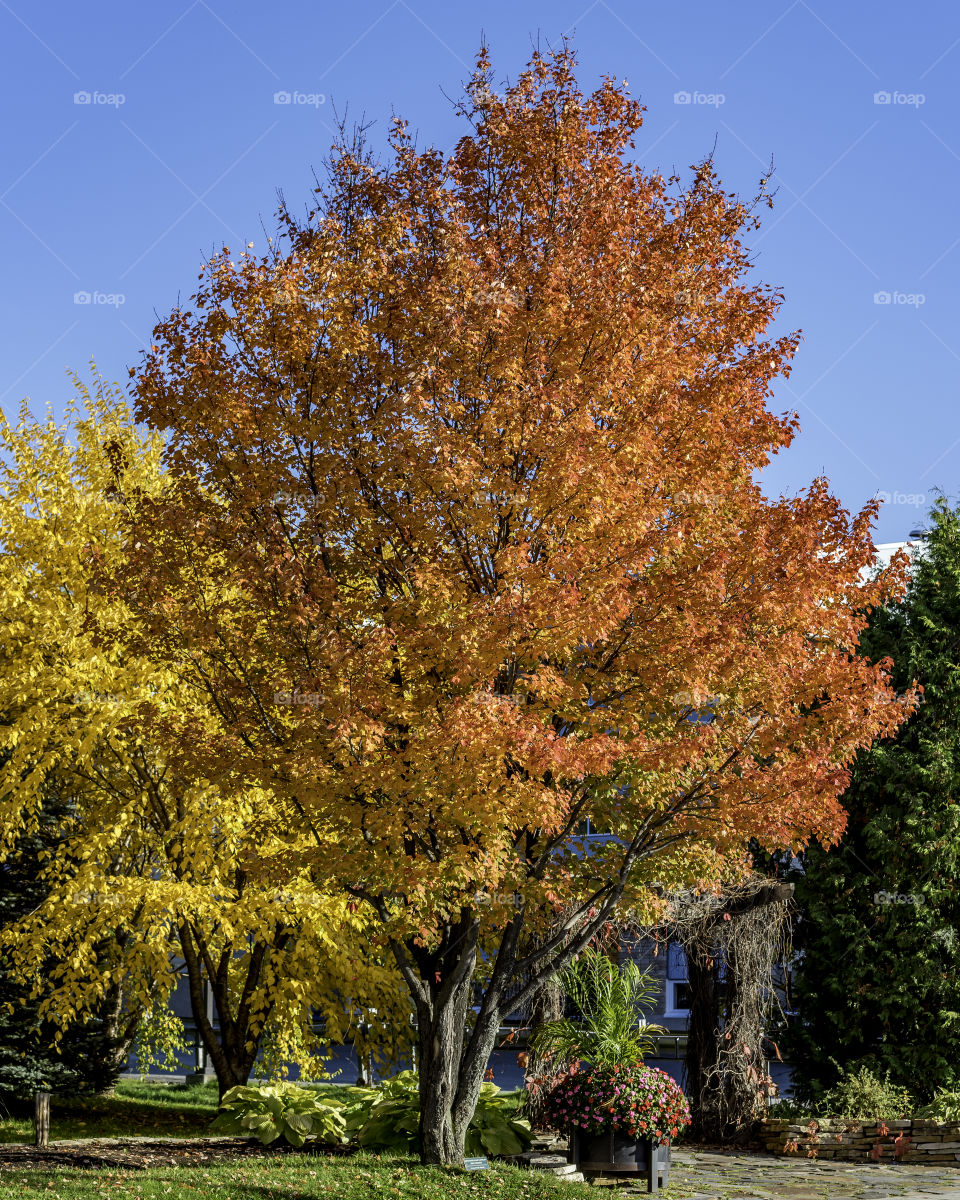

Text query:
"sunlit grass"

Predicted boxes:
[[0, 1079, 359, 1143], [0, 1152, 600, 1198]]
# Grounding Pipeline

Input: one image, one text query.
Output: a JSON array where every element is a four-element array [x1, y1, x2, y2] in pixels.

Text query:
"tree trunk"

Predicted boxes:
[[520, 969, 565, 1128], [177, 924, 265, 1100], [452, 1005, 502, 1149], [417, 998, 468, 1166], [96, 980, 141, 1094], [34, 1092, 50, 1148], [679, 883, 793, 1141], [683, 946, 720, 1141], [386, 871, 635, 1164], [416, 995, 505, 1166]]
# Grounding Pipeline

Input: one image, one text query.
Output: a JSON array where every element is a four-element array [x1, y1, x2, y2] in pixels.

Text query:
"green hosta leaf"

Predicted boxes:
[[281, 1122, 307, 1147], [480, 1125, 524, 1156], [213, 1083, 347, 1147], [285, 1111, 313, 1134]]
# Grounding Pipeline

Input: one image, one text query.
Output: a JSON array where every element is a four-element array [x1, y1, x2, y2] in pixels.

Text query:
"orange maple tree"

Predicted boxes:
[[123, 46, 910, 1164]]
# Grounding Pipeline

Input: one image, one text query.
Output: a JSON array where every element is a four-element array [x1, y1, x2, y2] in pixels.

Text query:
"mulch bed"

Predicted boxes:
[[0, 1137, 357, 1171]]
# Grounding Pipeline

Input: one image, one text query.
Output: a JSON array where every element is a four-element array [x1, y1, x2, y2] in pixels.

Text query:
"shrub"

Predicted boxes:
[[545, 1063, 690, 1143], [819, 1065, 914, 1119], [211, 1082, 347, 1147], [765, 1098, 813, 1120], [344, 1070, 533, 1156], [917, 1089, 960, 1123]]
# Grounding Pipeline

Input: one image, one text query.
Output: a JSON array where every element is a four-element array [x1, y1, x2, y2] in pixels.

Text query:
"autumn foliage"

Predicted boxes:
[[8, 46, 913, 1163], [0, 380, 410, 1097]]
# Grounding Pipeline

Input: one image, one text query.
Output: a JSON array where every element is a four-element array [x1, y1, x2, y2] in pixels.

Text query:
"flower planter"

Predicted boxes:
[[570, 1127, 670, 1192]]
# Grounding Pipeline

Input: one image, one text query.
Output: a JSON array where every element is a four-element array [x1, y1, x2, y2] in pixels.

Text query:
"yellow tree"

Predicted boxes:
[[0, 378, 409, 1096], [125, 46, 912, 1162]]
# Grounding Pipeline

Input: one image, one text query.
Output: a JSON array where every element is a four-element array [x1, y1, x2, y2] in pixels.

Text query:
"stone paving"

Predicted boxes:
[[642, 1149, 960, 1200]]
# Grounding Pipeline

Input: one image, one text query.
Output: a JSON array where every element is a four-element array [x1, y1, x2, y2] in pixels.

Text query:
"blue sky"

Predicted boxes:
[[1, 0, 956, 543]]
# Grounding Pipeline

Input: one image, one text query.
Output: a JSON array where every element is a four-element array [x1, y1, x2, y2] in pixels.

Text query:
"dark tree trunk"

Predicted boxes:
[[520, 964, 566, 1127], [416, 988, 471, 1166], [683, 946, 720, 1141], [406, 918, 499, 1166], [378, 821, 657, 1165], [177, 923, 274, 1100], [96, 980, 141, 1094]]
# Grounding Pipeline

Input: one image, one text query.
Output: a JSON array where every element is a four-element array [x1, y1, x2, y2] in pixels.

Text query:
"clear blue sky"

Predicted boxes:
[[2, 0, 956, 542]]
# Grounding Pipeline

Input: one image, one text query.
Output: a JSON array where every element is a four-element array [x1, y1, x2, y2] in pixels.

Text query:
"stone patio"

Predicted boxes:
[[616, 1148, 960, 1199]]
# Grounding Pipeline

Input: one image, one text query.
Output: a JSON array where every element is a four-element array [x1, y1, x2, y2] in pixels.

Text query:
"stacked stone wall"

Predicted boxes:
[[762, 1118, 960, 1164]]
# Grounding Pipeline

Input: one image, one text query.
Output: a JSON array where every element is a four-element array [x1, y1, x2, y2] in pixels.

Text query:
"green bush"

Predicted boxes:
[[344, 1070, 533, 1156], [917, 1088, 960, 1123], [764, 1098, 813, 1120], [819, 1065, 914, 1119], [211, 1082, 347, 1147]]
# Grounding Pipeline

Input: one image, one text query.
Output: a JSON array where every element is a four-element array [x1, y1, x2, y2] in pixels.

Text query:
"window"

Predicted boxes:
[[664, 942, 690, 1016]]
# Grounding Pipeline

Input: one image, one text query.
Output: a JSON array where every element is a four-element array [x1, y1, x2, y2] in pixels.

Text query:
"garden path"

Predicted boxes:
[[619, 1148, 960, 1200]]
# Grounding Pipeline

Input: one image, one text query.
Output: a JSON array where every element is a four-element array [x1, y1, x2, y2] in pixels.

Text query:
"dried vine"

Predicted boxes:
[[664, 879, 793, 1142]]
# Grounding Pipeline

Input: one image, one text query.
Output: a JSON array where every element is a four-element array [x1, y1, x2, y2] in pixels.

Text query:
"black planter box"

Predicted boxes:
[[570, 1128, 670, 1192]]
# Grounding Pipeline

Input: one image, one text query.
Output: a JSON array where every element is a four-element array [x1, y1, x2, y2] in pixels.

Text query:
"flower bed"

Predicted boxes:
[[762, 1117, 960, 1164]]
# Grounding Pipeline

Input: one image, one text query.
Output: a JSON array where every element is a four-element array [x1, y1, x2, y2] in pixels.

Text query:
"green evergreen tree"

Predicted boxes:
[[786, 498, 960, 1102], [0, 771, 130, 1111]]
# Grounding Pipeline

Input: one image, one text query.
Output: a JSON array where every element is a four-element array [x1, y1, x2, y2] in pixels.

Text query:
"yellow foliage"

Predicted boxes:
[[0, 374, 410, 1081]]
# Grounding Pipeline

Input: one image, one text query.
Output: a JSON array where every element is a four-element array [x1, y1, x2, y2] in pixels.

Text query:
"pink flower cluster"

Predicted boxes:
[[544, 1063, 691, 1144]]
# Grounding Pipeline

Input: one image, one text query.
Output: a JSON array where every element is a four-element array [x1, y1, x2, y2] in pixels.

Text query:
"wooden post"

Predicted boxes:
[[34, 1091, 50, 1148]]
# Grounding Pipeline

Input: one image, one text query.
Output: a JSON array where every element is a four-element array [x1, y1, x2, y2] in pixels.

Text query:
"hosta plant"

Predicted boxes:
[[545, 1063, 691, 1144], [344, 1070, 533, 1156], [211, 1082, 347, 1147]]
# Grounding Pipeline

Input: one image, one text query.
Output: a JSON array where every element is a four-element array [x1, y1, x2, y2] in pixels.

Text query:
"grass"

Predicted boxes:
[[0, 1152, 602, 1198], [0, 1079, 360, 1144], [0, 1083, 689, 1197]]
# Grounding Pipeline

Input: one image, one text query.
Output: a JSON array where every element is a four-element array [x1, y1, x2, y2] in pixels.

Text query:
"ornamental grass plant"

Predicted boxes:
[[532, 947, 691, 1143]]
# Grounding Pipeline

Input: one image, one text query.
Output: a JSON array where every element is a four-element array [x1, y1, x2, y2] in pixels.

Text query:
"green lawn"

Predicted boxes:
[[0, 1153, 604, 1198], [0, 1079, 358, 1143], [0, 1085, 692, 1198]]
